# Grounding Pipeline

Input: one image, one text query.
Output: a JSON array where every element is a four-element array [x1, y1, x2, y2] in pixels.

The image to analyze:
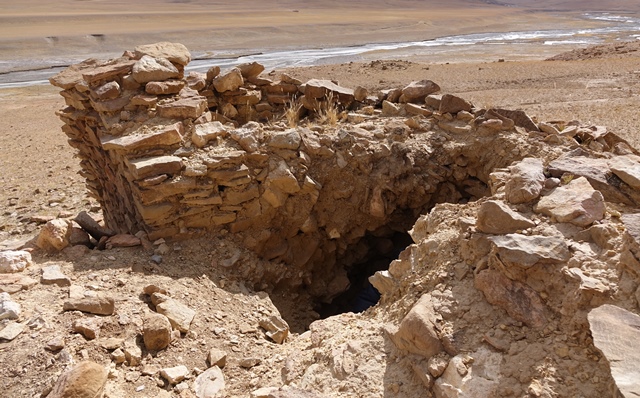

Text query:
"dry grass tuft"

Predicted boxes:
[[284, 97, 303, 128], [317, 92, 339, 126]]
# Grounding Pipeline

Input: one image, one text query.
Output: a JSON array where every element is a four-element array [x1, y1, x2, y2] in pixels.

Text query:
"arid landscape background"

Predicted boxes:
[[1, 1, 640, 397]]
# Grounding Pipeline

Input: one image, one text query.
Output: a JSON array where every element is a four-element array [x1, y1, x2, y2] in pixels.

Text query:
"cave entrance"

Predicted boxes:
[[315, 228, 413, 319]]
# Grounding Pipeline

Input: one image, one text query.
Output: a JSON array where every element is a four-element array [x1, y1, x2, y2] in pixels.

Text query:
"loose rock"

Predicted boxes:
[[0, 250, 32, 273], [143, 312, 172, 351], [48, 361, 108, 398], [63, 295, 115, 316]]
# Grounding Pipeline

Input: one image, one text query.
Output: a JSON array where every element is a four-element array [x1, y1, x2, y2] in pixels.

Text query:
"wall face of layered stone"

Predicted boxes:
[[50, 42, 640, 299]]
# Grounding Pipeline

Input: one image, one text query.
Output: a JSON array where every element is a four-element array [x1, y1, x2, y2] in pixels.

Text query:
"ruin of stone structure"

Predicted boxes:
[[45, 42, 640, 396], [49, 42, 640, 304]]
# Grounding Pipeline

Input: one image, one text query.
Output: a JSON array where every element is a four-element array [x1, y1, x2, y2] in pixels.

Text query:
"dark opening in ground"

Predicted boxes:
[[316, 230, 413, 318]]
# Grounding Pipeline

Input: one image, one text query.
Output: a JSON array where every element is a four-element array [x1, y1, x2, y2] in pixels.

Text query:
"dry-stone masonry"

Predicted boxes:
[[50, 42, 640, 302]]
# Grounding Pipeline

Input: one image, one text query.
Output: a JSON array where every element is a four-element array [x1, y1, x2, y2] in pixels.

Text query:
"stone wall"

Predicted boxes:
[[49, 42, 640, 300]]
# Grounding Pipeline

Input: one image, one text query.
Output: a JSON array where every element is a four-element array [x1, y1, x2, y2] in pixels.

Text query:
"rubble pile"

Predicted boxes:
[[8, 41, 634, 397]]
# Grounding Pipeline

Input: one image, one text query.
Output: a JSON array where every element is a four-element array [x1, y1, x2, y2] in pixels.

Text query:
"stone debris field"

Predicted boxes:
[[1, 42, 640, 397]]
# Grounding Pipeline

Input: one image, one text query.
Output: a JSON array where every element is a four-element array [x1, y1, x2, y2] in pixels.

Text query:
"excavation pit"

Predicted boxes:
[[49, 42, 639, 329]]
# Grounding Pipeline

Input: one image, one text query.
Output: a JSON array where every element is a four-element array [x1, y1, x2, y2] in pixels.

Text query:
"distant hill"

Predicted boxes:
[[547, 40, 640, 61], [479, 0, 640, 12]]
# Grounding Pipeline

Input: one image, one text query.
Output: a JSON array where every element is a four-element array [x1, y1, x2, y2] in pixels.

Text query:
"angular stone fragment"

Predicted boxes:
[[269, 129, 301, 150], [439, 93, 473, 114], [303, 79, 354, 103], [230, 124, 261, 153], [63, 295, 115, 315], [535, 177, 605, 227], [105, 234, 141, 248], [548, 155, 634, 205], [0, 274, 37, 294], [145, 79, 186, 95], [0, 250, 32, 273], [48, 361, 107, 398], [127, 156, 183, 180], [36, 219, 72, 252], [73, 318, 101, 340], [259, 315, 290, 344], [81, 58, 136, 85], [475, 269, 547, 328], [92, 81, 120, 100], [157, 96, 208, 119], [132, 55, 180, 84], [124, 342, 142, 366], [90, 95, 130, 113], [267, 161, 300, 194], [504, 158, 545, 204], [0, 321, 25, 341], [237, 62, 265, 78], [46, 336, 66, 351], [151, 293, 195, 333], [493, 108, 539, 131], [49, 58, 101, 89], [391, 293, 443, 358], [0, 292, 20, 320], [193, 121, 227, 148], [476, 200, 535, 234], [207, 349, 227, 368], [194, 366, 225, 398], [186, 71, 207, 90], [213, 68, 244, 93], [488, 234, 570, 268], [382, 101, 401, 116], [135, 42, 192, 66], [433, 348, 501, 398], [224, 184, 260, 206], [405, 103, 432, 116], [160, 365, 190, 385], [369, 270, 396, 297], [539, 121, 560, 135], [41, 264, 71, 287], [143, 312, 172, 351], [130, 93, 158, 107], [588, 305, 640, 398], [609, 155, 640, 189], [401, 80, 440, 103]]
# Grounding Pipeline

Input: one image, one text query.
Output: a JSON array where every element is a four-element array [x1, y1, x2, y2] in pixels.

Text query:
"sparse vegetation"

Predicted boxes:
[[284, 96, 303, 127], [317, 92, 339, 126]]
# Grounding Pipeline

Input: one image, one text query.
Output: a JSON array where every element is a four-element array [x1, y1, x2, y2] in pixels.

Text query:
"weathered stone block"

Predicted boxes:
[[102, 122, 183, 152], [157, 96, 208, 119], [127, 156, 183, 180]]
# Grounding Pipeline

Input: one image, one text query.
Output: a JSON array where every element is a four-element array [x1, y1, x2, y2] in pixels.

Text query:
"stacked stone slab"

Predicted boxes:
[[50, 42, 640, 300]]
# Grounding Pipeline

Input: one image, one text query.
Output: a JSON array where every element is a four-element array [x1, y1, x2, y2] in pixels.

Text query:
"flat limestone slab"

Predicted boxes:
[[588, 305, 640, 397]]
